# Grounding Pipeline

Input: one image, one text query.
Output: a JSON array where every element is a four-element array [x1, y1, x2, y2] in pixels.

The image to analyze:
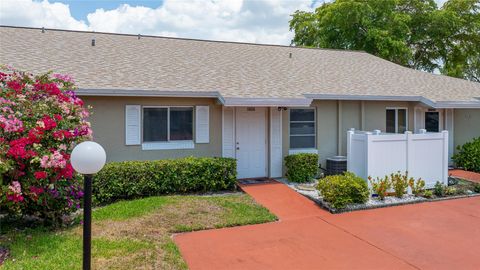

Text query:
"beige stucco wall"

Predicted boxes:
[[288, 100, 418, 168], [82, 96, 476, 176], [82, 96, 223, 162], [363, 101, 415, 132], [453, 109, 480, 153]]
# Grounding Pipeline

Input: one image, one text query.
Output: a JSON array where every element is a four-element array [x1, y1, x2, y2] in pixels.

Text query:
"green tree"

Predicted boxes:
[[440, 0, 480, 81], [289, 0, 480, 81]]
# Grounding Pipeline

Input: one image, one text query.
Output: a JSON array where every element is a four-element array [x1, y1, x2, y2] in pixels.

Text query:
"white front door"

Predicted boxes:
[[235, 107, 267, 179]]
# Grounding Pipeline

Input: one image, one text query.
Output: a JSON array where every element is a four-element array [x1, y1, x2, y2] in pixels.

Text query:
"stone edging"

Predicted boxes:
[[297, 190, 480, 214]]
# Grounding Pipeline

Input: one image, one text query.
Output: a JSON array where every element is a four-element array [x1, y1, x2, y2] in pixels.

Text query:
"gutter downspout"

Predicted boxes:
[[337, 100, 342, 155], [361, 101, 365, 130]]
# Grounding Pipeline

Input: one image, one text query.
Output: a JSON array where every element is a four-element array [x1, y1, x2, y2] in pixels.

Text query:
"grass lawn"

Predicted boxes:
[[1, 193, 276, 270]]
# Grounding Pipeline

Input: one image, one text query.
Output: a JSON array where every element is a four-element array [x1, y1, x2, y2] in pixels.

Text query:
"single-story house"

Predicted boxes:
[[1, 26, 479, 179]]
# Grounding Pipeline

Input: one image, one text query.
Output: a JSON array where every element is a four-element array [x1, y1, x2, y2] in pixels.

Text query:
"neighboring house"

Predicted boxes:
[[1, 26, 479, 179]]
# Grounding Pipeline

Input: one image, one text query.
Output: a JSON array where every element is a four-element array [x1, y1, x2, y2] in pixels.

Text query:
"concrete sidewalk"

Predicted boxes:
[[175, 181, 480, 270]]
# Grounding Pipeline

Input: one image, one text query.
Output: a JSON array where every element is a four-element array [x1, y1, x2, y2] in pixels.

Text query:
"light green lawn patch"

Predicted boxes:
[[92, 196, 171, 221], [2, 193, 276, 270], [2, 230, 152, 270]]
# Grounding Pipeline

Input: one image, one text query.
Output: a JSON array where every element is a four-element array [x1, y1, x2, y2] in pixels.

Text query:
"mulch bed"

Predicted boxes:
[[279, 177, 480, 214], [308, 192, 480, 214]]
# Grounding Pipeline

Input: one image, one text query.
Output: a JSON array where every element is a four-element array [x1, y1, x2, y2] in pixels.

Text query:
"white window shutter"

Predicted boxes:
[[125, 105, 141, 145], [196, 106, 209, 143]]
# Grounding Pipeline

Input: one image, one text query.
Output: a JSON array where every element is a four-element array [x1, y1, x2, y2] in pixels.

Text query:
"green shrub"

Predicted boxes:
[[93, 157, 237, 205], [284, 153, 318, 183], [433, 181, 446, 197], [452, 137, 480, 172], [369, 176, 391, 200], [423, 190, 433, 198], [409, 178, 425, 197], [474, 183, 480, 193], [317, 172, 369, 209], [390, 172, 410, 198], [445, 186, 457, 196]]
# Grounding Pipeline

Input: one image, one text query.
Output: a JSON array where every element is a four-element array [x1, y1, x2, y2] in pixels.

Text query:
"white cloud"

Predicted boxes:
[[0, 0, 451, 45], [85, 0, 317, 44], [0, 0, 87, 30]]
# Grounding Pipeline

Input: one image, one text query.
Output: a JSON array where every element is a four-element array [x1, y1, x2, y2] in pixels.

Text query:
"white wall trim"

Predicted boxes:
[[269, 108, 283, 178], [142, 140, 194, 150], [288, 148, 319, 155], [195, 106, 210, 143], [222, 107, 235, 158]]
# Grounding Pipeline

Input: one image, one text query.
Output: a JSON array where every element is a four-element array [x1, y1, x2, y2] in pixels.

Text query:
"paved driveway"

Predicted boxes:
[[174, 182, 480, 270]]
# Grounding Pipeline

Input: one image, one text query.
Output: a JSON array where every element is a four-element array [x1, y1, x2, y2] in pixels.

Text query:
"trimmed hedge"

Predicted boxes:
[[284, 153, 318, 183], [317, 172, 369, 209], [93, 157, 237, 205], [453, 137, 480, 172]]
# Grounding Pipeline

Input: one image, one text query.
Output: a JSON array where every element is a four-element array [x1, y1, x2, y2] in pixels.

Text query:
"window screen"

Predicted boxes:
[[170, 107, 193, 140], [425, 112, 439, 132], [143, 107, 193, 142], [143, 108, 168, 142], [290, 109, 315, 149], [386, 109, 396, 133], [386, 108, 408, 133]]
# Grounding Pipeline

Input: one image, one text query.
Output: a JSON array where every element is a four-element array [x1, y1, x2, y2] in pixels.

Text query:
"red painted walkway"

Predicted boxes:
[[175, 181, 480, 270], [450, 169, 480, 183]]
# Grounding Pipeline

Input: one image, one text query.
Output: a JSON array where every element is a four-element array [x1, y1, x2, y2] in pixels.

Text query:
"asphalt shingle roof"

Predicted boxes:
[[1, 26, 479, 107]]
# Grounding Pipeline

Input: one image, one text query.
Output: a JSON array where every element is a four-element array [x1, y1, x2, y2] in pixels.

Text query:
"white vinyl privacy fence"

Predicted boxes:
[[347, 129, 449, 188]]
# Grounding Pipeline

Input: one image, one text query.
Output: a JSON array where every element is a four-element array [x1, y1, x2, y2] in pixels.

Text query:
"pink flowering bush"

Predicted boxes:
[[0, 66, 91, 224]]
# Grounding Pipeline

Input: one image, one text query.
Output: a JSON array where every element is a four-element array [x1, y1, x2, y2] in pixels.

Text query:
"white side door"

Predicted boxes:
[[235, 107, 267, 179]]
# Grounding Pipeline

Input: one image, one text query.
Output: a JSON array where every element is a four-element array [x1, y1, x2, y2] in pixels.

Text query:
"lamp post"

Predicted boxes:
[[70, 141, 106, 270]]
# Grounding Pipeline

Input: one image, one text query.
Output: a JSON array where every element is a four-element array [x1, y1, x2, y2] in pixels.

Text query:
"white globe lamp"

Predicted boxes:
[[71, 141, 106, 175], [70, 141, 106, 270]]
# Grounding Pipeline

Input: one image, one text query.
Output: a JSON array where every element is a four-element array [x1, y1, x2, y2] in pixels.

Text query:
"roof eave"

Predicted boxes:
[[222, 97, 313, 107], [76, 89, 480, 108], [304, 94, 436, 107], [435, 101, 480, 109]]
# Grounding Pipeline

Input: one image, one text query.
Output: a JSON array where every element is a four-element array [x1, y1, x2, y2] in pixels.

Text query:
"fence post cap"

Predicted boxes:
[[405, 131, 412, 134], [372, 129, 381, 135], [419, 128, 427, 134]]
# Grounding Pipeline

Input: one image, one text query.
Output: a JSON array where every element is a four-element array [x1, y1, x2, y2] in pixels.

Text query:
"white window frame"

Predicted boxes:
[[386, 107, 408, 133], [288, 107, 317, 151], [141, 106, 194, 150]]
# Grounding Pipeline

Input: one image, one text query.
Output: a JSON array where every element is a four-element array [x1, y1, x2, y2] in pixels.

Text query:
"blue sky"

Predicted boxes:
[[0, 0, 447, 45], [57, 0, 164, 20]]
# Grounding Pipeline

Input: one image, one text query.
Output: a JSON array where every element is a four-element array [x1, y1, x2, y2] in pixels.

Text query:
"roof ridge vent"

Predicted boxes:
[[138, 34, 141, 40], [41, 27, 45, 33], [91, 38, 95, 46]]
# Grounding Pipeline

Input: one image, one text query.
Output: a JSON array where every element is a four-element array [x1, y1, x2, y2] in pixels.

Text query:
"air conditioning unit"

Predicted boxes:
[[326, 156, 347, 175]]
